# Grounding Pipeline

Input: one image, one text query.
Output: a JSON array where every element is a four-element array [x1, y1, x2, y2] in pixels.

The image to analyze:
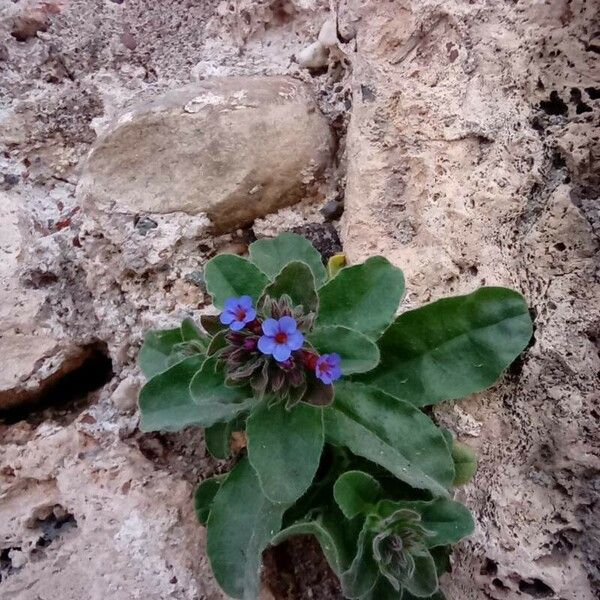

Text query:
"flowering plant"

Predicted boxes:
[[138, 233, 533, 599]]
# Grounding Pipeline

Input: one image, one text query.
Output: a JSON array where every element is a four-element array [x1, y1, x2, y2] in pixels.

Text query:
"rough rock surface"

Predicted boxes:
[[340, 2, 600, 599], [0, 0, 598, 599], [79, 76, 334, 233]]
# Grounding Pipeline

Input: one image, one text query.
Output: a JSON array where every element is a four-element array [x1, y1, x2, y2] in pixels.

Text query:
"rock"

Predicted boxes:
[[320, 199, 344, 221], [79, 77, 334, 233], [290, 223, 342, 261], [10, 11, 49, 42], [296, 41, 329, 69], [111, 375, 141, 413]]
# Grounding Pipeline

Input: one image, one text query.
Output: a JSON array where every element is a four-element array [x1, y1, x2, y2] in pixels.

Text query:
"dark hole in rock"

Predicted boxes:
[[585, 87, 600, 100], [480, 557, 498, 576], [0, 341, 113, 424], [0, 547, 22, 582], [518, 578, 554, 597], [360, 84, 376, 102], [576, 102, 592, 114], [554, 242, 566, 251], [290, 223, 342, 262], [508, 307, 536, 377], [31, 506, 78, 549], [493, 578, 510, 590], [539, 91, 568, 116], [552, 152, 566, 169], [263, 535, 343, 600]]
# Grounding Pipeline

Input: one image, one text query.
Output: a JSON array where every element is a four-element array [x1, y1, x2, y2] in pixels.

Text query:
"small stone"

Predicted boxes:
[[134, 215, 158, 235], [320, 200, 344, 221], [111, 375, 140, 413], [11, 11, 49, 42], [296, 41, 329, 69], [79, 77, 334, 233]]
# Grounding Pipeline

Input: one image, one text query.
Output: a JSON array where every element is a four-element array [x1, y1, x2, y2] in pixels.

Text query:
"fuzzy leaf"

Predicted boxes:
[[249, 232, 327, 287], [139, 327, 183, 378], [188, 357, 255, 425], [180, 317, 207, 344], [340, 524, 379, 598], [260, 261, 318, 313], [139, 355, 204, 431], [204, 254, 268, 309], [206, 458, 287, 599], [334, 471, 383, 519], [324, 382, 454, 497], [316, 257, 405, 339], [376, 498, 474, 548], [308, 326, 380, 375], [247, 402, 324, 504], [401, 551, 439, 598], [205, 421, 233, 459], [195, 474, 227, 526], [451, 440, 478, 486], [360, 287, 533, 407]]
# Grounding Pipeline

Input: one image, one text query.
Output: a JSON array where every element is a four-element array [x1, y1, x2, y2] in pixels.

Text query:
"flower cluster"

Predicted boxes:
[[219, 296, 342, 395]]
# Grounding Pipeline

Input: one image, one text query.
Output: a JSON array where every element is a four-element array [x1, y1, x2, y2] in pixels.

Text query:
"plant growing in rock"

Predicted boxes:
[[138, 233, 533, 599]]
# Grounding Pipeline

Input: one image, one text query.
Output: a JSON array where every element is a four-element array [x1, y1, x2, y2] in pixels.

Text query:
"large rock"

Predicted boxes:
[[78, 77, 334, 232]]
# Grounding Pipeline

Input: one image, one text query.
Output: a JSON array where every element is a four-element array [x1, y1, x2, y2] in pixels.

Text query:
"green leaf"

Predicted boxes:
[[260, 261, 318, 313], [401, 551, 439, 598], [195, 474, 227, 526], [204, 254, 269, 309], [206, 330, 228, 356], [206, 458, 287, 599], [316, 257, 405, 339], [139, 328, 183, 378], [247, 402, 324, 504], [340, 524, 379, 598], [360, 287, 533, 407], [308, 326, 380, 375], [334, 471, 383, 519], [324, 382, 454, 497], [188, 357, 255, 426], [205, 421, 233, 459], [180, 317, 207, 344], [377, 498, 474, 548], [249, 232, 327, 287], [451, 440, 478, 486], [139, 355, 204, 431]]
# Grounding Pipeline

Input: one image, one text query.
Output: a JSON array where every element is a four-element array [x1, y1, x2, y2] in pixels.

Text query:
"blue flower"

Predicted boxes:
[[258, 316, 304, 362], [219, 296, 256, 331], [315, 353, 342, 384]]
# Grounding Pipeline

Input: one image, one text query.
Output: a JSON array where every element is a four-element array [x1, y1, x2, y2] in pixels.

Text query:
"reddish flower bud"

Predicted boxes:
[[243, 337, 257, 351], [301, 350, 319, 371]]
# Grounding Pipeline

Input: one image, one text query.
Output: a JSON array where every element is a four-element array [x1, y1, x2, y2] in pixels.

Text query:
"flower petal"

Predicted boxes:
[[258, 335, 276, 355], [230, 320, 245, 331], [287, 330, 304, 351], [224, 297, 239, 311], [279, 316, 298, 334], [262, 318, 279, 336], [245, 307, 257, 323], [273, 344, 292, 362], [238, 295, 253, 309], [220, 311, 235, 325]]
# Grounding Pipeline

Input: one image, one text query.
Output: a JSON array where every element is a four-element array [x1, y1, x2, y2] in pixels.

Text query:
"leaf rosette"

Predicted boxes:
[[137, 232, 533, 599]]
